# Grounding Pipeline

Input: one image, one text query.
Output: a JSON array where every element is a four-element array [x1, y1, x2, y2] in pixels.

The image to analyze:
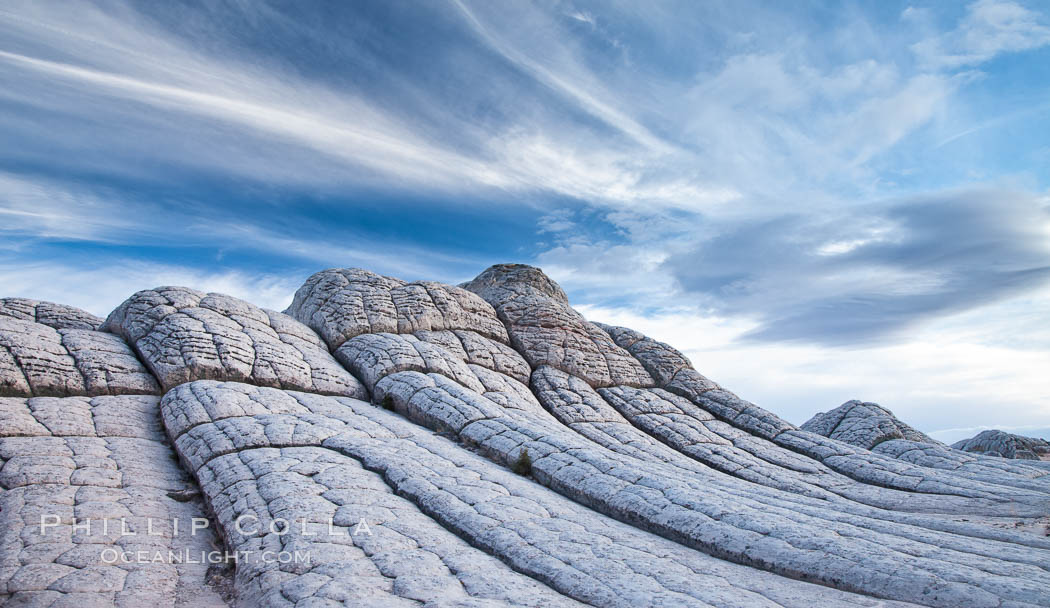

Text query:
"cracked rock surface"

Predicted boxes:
[[0, 395, 227, 607], [953, 430, 1050, 461], [800, 401, 1050, 487], [598, 321, 1050, 507], [163, 380, 917, 608], [801, 400, 938, 450], [3, 263, 1050, 607], [161, 381, 583, 608], [285, 268, 510, 350], [1, 314, 160, 398], [462, 265, 653, 388], [374, 369, 1050, 607], [103, 287, 366, 398], [0, 298, 105, 331]]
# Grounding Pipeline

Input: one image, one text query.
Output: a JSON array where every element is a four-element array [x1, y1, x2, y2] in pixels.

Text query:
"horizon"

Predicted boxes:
[[2, 0, 1049, 443]]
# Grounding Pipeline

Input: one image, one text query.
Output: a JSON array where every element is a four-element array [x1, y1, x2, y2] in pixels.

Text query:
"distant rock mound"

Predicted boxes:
[[953, 429, 1050, 461], [801, 399, 1050, 487], [2, 264, 1050, 607], [801, 400, 939, 450]]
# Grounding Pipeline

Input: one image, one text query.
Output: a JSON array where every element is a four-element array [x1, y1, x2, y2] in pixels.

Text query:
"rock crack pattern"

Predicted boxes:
[[0, 395, 226, 606], [1, 313, 160, 398], [953, 430, 1050, 461], [103, 287, 365, 398]]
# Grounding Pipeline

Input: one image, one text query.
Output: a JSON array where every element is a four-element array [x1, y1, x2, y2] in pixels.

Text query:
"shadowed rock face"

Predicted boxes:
[[953, 430, 1050, 461], [2, 265, 1050, 608]]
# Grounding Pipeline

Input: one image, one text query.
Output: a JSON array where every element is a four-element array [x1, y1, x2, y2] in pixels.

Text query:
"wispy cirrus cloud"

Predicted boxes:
[[0, 171, 492, 283], [449, 0, 674, 154], [0, 172, 148, 242], [0, 0, 728, 210], [0, 31, 510, 192]]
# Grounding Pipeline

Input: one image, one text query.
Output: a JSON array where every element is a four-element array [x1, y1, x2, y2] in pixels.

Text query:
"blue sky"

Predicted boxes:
[[2, 0, 1049, 441]]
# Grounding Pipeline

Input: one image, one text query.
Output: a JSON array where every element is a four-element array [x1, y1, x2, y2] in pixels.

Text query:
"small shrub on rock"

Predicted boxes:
[[512, 448, 532, 476]]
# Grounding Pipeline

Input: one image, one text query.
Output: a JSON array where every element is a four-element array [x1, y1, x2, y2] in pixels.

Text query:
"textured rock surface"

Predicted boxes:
[[374, 369, 1050, 604], [600, 322, 1050, 504], [162, 381, 583, 608], [164, 381, 918, 608], [1, 315, 160, 397], [334, 332, 487, 394], [801, 400, 1050, 486], [801, 400, 938, 450], [0, 298, 104, 331], [953, 430, 1050, 461], [598, 323, 789, 438], [463, 264, 654, 388], [285, 268, 509, 350], [104, 287, 365, 398], [0, 395, 226, 606], [3, 263, 1049, 607]]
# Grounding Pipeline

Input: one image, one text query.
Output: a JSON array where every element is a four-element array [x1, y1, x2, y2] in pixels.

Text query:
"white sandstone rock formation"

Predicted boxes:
[[1, 264, 1048, 608], [104, 286, 366, 398], [803, 400, 1050, 488], [0, 297, 105, 331], [0, 307, 160, 397], [953, 429, 1050, 461], [802, 400, 939, 449]]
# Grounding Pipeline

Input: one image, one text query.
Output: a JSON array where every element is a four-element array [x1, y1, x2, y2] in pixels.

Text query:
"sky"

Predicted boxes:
[[2, 0, 1049, 443]]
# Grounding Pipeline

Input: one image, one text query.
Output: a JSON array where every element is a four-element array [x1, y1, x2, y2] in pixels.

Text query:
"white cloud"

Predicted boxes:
[[0, 172, 143, 242], [912, 0, 1050, 69], [6, 0, 1036, 222], [536, 209, 576, 233], [0, 1, 745, 216], [0, 49, 512, 192], [676, 53, 961, 200], [491, 132, 739, 211], [832, 74, 956, 168], [566, 10, 596, 26], [199, 222, 485, 283]]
